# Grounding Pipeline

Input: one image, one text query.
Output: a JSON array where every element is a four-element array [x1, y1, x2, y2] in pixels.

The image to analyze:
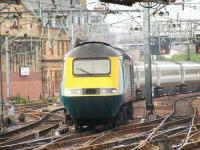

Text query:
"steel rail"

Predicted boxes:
[[132, 95, 198, 150], [0, 107, 64, 139], [177, 98, 198, 149]]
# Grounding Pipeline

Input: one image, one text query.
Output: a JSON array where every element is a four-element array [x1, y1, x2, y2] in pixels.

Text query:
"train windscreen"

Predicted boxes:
[[73, 58, 111, 76]]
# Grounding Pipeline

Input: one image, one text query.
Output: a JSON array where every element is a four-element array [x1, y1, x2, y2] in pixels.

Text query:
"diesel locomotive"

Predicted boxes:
[[61, 41, 200, 130], [61, 42, 134, 129]]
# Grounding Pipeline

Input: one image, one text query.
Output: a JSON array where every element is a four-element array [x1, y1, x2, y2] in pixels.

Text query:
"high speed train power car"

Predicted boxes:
[[61, 42, 134, 130], [61, 41, 200, 130]]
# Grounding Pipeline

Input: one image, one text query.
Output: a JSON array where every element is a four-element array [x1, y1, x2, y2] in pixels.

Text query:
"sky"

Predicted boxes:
[[87, 0, 200, 25], [86, 0, 200, 49]]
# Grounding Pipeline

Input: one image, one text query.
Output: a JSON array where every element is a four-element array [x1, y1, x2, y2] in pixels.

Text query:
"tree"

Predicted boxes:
[[159, 49, 200, 62]]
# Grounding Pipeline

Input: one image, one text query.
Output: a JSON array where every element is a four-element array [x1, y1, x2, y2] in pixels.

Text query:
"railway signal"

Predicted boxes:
[[195, 34, 200, 54], [160, 36, 170, 54], [151, 36, 170, 55], [151, 37, 159, 55], [196, 42, 200, 54]]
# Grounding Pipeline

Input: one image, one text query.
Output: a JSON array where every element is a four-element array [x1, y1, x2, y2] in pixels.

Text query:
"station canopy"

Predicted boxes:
[[100, 0, 171, 6]]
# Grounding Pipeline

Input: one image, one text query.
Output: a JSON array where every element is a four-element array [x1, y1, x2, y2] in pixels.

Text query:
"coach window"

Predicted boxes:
[[161, 70, 163, 76], [186, 69, 189, 74], [189, 69, 191, 74], [161, 70, 164, 76], [194, 69, 196, 74], [194, 69, 198, 74], [195, 69, 198, 74], [191, 69, 194, 74]]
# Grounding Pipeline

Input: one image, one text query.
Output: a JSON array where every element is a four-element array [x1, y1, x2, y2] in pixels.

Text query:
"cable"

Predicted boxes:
[[0, 16, 43, 53], [139, 2, 160, 9], [25, 0, 41, 21], [50, 0, 70, 43], [109, 15, 140, 25], [48, 27, 62, 49]]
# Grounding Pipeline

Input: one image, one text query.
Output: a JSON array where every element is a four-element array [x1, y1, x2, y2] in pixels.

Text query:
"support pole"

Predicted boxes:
[[0, 39, 4, 125], [70, 0, 74, 49], [5, 37, 10, 100], [143, 6, 154, 116], [39, 0, 42, 19], [187, 43, 191, 61]]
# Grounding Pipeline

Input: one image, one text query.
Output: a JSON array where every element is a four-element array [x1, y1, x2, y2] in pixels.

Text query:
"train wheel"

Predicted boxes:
[[88, 124, 95, 130], [122, 106, 129, 123], [108, 118, 116, 129], [130, 106, 133, 120], [128, 101, 133, 120], [75, 123, 79, 131], [75, 123, 83, 131]]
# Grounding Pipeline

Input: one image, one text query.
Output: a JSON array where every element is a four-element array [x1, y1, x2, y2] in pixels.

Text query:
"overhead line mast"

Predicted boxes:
[[99, 0, 177, 116], [143, 5, 154, 115]]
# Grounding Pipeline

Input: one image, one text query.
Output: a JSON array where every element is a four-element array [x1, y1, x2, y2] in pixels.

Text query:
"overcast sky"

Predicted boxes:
[[85, 0, 200, 44], [87, 0, 200, 24]]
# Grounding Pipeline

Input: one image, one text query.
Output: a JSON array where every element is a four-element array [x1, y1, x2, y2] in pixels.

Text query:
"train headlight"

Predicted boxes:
[[64, 89, 82, 95], [65, 90, 71, 95], [100, 88, 117, 94], [76, 89, 81, 94], [101, 89, 106, 94], [112, 89, 117, 93]]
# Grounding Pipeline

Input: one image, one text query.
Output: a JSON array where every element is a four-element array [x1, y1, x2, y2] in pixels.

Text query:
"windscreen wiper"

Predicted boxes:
[[75, 68, 92, 75]]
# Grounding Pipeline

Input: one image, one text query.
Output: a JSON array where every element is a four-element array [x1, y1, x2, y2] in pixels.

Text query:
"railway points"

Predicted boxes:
[[26, 93, 199, 150], [0, 0, 200, 150], [1, 92, 200, 150]]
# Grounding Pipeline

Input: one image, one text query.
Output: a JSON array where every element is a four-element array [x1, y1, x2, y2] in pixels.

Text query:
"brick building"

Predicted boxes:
[[0, 3, 43, 100], [0, 2, 69, 100], [41, 28, 69, 97]]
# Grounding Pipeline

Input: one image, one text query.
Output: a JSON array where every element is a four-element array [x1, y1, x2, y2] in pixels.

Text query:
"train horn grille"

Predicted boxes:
[[82, 88, 100, 95]]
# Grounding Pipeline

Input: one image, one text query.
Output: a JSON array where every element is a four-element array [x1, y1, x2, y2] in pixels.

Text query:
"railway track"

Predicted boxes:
[[15, 102, 53, 114], [1, 101, 60, 132], [107, 95, 198, 150], [134, 92, 200, 118], [0, 108, 64, 150], [1, 93, 200, 150], [36, 94, 200, 150]]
